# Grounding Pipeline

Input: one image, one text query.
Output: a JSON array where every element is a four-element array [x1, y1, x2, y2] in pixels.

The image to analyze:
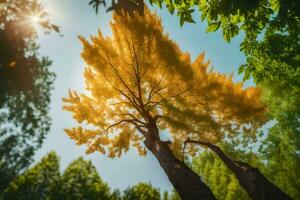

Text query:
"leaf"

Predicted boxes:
[[238, 65, 245, 75], [206, 22, 221, 32], [180, 15, 185, 26], [223, 30, 231, 42], [185, 14, 196, 23], [167, 4, 175, 14]]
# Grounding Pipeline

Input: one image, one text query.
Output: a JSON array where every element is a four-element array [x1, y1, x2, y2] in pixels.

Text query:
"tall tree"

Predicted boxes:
[[63, 8, 266, 200], [192, 149, 250, 200], [0, 0, 58, 191], [187, 139, 292, 200]]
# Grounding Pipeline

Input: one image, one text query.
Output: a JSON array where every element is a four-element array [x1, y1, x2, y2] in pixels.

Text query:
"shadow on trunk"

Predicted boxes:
[[144, 121, 217, 200]]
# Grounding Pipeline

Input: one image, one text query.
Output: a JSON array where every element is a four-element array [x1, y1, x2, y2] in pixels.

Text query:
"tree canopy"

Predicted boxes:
[[63, 8, 266, 158], [62, 7, 270, 199], [123, 183, 161, 200], [3, 152, 60, 200], [58, 157, 111, 200], [0, 0, 58, 191], [3, 152, 174, 200]]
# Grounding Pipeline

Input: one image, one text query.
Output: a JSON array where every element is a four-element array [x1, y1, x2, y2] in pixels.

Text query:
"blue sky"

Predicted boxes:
[[34, 0, 250, 193]]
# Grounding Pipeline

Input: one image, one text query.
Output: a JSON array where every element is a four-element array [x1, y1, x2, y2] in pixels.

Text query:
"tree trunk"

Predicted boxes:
[[187, 139, 293, 200], [144, 124, 216, 200]]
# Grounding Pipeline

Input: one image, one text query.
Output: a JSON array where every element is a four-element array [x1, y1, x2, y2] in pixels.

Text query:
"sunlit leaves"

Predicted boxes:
[[63, 8, 266, 159], [205, 22, 220, 33]]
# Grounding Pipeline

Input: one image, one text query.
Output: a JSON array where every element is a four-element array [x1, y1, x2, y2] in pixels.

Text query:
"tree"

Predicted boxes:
[[187, 139, 292, 200], [123, 183, 161, 200], [258, 81, 300, 199], [0, 0, 58, 191], [192, 149, 250, 200], [3, 152, 60, 200], [87, 1, 299, 198], [3, 152, 113, 200], [57, 157, 111, 200], [63, 8, 266, 200]]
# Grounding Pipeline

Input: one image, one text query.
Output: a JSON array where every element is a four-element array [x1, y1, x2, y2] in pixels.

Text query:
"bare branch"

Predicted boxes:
[[99, 119, 134, 134], [113, 113, 146, 125]]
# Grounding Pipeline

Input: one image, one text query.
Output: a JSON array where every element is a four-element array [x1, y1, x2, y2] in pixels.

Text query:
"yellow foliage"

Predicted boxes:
[[63, 8, 267, 158]]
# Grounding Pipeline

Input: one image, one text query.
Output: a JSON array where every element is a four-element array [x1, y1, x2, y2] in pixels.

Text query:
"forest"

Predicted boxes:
[[0, 0, 299, 199]]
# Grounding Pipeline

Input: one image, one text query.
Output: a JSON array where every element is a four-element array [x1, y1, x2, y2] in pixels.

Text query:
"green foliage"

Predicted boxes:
[[3, 152, 60, 200], [123, 183, 161, 200], [0, 0, 57, 191], [147, 0, 300, 87], [58, 157, 111, 200], [192, 147, 251, 200], [258, 80, 300, 199], [3, 152, 172, 200]]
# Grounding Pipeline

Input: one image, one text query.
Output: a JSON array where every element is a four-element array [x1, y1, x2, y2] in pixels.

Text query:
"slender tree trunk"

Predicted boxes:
[[187, 139, 293, 200], [144, 123, 216, 200]]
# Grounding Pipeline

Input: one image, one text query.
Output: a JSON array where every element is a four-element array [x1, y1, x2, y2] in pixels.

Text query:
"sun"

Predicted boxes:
[[29, 14, 41, 25], [27, 13, 43, 29], [30, 15, 41, 23]]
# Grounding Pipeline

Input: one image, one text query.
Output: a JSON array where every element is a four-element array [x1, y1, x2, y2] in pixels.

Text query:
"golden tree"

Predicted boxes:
[[63, 8, 266, 200]]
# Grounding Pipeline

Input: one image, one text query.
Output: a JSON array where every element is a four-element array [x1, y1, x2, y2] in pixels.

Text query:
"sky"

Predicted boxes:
[[34, 0, 250, 193]]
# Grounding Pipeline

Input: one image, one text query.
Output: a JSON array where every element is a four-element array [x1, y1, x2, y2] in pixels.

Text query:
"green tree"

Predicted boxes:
[[123, 183, 161, 200], [192, 149, 250, 200], [58, 157, 111, 200], [260, 127, 300, 200], [110, 189, 123, 200], [3, 152, 60, 200], [0, 0, 58, 191]]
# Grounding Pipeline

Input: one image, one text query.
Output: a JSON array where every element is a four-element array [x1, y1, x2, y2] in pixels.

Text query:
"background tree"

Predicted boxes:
[[192, 142, 258, 200], [0, 0, 58, 191], [192, 138, 300, 200], [186, 138, 292, 199], [123, 183, 161, 200], [57, 157, 111, 200], [63, 7, 266, 200], [258, 85, 300, 199], [3, 151, 173, 200], [3, 152, 60, 200]]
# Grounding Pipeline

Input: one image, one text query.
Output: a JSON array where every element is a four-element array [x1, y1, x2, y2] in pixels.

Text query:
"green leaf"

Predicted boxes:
[[185, 15, 196, 23], [180, 15, 185, 26], [206, 22, 221, 32], [238, 65, 245, 75], [167, 4, 175, 14]]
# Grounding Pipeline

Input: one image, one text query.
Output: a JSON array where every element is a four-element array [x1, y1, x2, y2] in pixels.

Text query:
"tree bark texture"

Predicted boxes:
[[144, 123, 217, 200]]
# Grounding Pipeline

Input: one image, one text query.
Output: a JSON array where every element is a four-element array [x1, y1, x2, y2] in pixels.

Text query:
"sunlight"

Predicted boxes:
[[29, 14, 42, 27]]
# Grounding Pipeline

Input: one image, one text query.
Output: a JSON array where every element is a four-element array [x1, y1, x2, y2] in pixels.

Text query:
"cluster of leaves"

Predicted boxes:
[[63, 8, 266, 160], [89, 0, 144, 14], [147, 0, 300, 84], [257, 80, 300, 199], [3, 152, 180, 200], [0, 0, 57, 191], [89, 0, 299, 85]]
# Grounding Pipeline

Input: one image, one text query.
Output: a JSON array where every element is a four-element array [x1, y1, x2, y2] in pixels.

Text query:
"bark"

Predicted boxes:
[[187, 139, 293, 200], [144, 122, 216, 200]]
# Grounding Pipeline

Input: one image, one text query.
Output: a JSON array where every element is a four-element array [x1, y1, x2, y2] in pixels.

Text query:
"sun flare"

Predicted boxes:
[[28, 14, 42, 27], [31, 15, 40, 22]]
